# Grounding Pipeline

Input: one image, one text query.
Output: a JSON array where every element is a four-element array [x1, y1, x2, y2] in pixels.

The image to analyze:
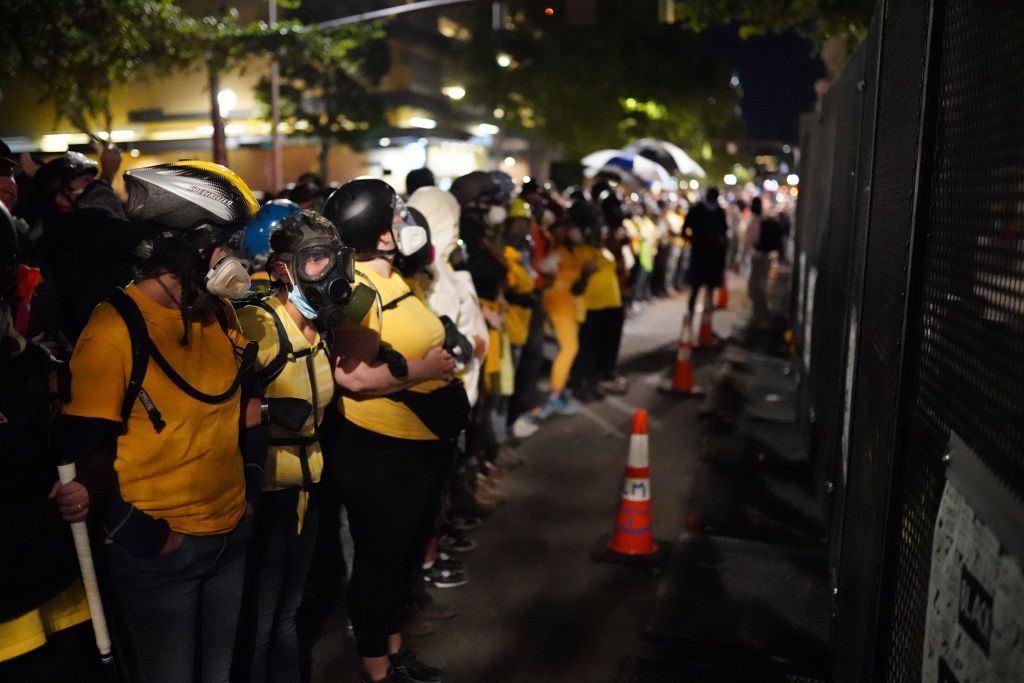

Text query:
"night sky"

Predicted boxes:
[[703, 29, 825, 144]]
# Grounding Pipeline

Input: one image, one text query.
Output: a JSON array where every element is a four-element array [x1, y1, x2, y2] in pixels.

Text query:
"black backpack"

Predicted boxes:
[[106, 288, 257, 435]]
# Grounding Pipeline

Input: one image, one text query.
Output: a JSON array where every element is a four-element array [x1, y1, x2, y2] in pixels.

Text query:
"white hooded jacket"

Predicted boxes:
[[407, 187, 489, 405]]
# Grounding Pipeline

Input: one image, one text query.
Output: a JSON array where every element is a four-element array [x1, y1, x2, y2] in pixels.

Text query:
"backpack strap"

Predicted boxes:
[[381, 290, 415, 312], [107, 288, 166, 434]]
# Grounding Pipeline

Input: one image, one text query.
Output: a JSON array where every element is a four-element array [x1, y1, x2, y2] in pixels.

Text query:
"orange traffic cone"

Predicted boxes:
[[715, 286, 729, 309], [591, 410, 669, 566], [660, 315, 704, 396]]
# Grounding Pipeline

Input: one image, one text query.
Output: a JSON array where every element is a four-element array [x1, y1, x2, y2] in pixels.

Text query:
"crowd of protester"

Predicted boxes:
[[0, 138, 789, 682]]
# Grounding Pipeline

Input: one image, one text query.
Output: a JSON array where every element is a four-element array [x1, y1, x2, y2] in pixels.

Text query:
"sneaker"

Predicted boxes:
[[449, 514, 482, 532], [390, 648, 445, 683], [599, 375, 630, 395], [510, 413, 541, 439], [438, 532, 476, 554], [547, 392, 581, 416], [423, 565, 468, 588], [433, 556, 465, 573]]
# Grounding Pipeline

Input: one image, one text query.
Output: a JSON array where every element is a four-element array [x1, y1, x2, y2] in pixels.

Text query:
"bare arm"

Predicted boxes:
[[333, 328, 454, 396]]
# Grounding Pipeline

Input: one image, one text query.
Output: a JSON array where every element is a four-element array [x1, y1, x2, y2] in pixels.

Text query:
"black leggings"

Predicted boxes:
[[324, 418, 439, 658], [572, 306, 626, 390]]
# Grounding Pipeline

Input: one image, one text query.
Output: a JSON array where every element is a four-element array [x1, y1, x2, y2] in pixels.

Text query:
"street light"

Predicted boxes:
[[217, 89, 237, 118], [496, 53, 512, 68], [724, 173, 737, 186], [442, 85, 466, 100], [787, 173, 800, 186]]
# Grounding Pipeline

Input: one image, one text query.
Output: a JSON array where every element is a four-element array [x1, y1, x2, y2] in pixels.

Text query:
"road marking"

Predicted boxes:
[[602, 395, 664, 430], [577, 404, 628, 440]]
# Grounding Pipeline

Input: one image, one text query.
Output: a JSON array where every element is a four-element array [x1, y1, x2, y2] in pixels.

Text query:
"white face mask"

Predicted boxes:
[[541, 209, 556, 228], [394, 223, 429, 257], [567, 227, 583, 244], [486, 205, 508, 226], [205, 255, 252, 300]]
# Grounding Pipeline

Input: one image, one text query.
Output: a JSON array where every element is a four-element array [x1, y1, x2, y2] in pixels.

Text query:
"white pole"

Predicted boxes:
[[270, 0, 283, 193], [57, 463, 112, 662]]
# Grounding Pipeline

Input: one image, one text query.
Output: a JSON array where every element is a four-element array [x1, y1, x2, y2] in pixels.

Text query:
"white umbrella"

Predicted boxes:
[[581, 150, 675, 188], [623, 138, 706, 178]]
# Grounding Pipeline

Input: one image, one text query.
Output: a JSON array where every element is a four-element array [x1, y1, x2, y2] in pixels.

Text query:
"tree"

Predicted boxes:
[[673, 0, 874, 46], [251, 19, 390, 175], [454, 1, 745, 177], [1, 0, 188, 137]]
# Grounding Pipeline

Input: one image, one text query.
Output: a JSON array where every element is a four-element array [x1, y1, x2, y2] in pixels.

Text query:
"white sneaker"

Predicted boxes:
[[511, 414, 541, 439]]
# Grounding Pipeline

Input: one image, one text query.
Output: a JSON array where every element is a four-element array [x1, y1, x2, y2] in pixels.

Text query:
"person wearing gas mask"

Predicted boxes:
[[233, 209, 355, 683], [0, 203, 99, 681], [32, 150, 137, 342], [49, 161, 266, 683], [321, 178, 458, 683]]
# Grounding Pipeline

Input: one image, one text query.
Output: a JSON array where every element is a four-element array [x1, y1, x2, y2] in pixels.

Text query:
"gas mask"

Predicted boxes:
[[486, 205, 508, 227], [285, 234, 356, 331], [205, 255, 252, 300], [387, 199, 430, 257]]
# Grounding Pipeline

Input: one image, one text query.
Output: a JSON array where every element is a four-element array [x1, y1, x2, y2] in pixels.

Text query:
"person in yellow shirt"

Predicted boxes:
[[571, 205, 628, 401], [234, 210, 349, 683], [537, 203, 597, 417], [322, 178, 457, 683], [49, 162, 265, 683]]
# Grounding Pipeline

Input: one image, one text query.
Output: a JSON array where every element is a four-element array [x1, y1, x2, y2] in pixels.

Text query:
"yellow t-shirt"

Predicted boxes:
[[64, 284, 246, 535], [237, 295, 334, 491], [581, 244, 623, 311], [545, 245, 587, 323], [0, 581, 92, 662], [503, 246, 534, 346], [341, 265, 445, 441]]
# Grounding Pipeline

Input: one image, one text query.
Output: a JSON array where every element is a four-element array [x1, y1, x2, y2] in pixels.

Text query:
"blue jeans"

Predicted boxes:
[[237, 488, 318, 683], [106, 515, 252, 683]]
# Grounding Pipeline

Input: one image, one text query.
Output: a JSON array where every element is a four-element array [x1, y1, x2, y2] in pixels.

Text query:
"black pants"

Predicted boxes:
[[325, 418, 439, 658], [572, 306, 626, 392], [508, 297, 546, 425]]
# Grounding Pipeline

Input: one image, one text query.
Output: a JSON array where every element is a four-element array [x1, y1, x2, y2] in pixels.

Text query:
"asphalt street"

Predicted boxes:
[[311, 284, 746, 683]]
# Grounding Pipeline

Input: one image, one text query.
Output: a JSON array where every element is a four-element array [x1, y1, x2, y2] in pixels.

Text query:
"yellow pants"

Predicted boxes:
[[543, 289, 582, 392]]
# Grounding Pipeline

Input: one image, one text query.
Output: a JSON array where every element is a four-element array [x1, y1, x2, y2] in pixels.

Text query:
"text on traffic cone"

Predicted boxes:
[[608, 410, 657, 556]]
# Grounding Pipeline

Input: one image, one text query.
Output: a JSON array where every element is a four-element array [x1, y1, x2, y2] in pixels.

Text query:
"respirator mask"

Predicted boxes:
[[205, 255, 252, 299], [285, 234, 356, 331], [384, 198, 430, 258], [485, 205, 508, 227]]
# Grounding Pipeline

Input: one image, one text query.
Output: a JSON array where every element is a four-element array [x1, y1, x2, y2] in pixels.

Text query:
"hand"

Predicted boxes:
[[480, 307, 504, 330], [160, 531, 184, 557], [472, 335, 487, 361], [422, 346, 456, 381], [49, 480, 90, 523], [18, 152, 39, 178], [98, 144, 123, 184]]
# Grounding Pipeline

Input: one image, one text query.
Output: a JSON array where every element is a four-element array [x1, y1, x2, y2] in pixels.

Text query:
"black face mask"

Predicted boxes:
[[287, 236, 356, 332]]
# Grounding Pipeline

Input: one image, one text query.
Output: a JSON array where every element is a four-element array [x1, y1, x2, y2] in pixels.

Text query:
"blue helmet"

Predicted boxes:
[[242, 199, 301, 271]]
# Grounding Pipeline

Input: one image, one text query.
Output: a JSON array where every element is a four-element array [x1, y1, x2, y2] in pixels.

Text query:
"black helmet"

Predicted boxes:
[[450, 171, 498, 208], [323, 178, 398, 258], [488, 171, 515, 206], [0, 203, 18, 301], [33, 151, 98, 201]]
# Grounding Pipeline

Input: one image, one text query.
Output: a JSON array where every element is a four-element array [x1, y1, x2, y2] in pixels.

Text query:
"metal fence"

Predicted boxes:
[[795, 0, 1024, 679]]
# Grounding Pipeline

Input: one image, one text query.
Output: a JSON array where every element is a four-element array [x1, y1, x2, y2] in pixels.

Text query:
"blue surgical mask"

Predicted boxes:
[[288, 285, 318, 320]]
